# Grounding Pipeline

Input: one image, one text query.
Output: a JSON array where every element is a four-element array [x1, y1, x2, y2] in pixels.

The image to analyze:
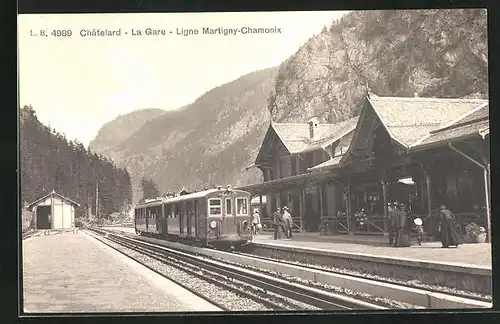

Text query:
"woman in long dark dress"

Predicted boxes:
[[394, 204, 410, 247], [439, 205, 461, 248]]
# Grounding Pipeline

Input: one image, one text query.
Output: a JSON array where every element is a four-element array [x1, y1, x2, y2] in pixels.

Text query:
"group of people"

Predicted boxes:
[[388, 202, 461, 248], [273, 206, 293, 239], [250, 206, 293, 239]]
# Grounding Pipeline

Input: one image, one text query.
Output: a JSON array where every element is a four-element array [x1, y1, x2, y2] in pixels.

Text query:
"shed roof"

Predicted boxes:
[[27, 189, 80, 209]]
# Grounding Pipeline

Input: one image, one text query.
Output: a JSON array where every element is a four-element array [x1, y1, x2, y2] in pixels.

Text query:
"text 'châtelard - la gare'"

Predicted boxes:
[[74, 27, 282, 37]]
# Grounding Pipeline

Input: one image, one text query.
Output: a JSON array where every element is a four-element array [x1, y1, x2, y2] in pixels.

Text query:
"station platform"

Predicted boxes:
[[251, 233, 492, 268], [103, 226, 491, 268], [22, 231, 221, 313]]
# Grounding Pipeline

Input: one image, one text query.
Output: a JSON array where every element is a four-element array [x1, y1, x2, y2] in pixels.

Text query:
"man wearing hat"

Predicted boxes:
[[252, 208, 261, 235], [388, 202, 398, 246], [273, 207, 283, 240], [282, 205, 293, 239]]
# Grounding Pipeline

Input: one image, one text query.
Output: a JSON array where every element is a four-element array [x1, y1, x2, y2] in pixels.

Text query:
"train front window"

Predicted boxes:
[[225, 198, 232, 215], [236, 198, 248, 215], [208, 198, 222, 216]]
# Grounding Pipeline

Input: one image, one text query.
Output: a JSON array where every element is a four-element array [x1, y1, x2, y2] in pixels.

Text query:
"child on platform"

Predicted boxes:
[[413, 217, 424, 246]]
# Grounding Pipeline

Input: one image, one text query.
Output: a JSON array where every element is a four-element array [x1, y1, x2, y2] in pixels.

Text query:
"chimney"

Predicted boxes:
[[308, 117, 319, 141]]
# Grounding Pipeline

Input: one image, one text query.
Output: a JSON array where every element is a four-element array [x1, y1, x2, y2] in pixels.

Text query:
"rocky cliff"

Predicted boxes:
[[268, 9, 487, 123]]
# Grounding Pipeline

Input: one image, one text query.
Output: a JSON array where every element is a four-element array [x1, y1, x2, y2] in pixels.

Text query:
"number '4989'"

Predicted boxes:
[[51, 30, 72, 37]]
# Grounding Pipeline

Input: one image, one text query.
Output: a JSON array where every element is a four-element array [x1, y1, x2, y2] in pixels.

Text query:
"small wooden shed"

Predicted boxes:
[[27, 190, 80, 230]]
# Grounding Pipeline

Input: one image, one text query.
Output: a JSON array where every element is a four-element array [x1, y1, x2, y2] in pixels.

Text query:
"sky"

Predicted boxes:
[[18, 11, 348, 146]]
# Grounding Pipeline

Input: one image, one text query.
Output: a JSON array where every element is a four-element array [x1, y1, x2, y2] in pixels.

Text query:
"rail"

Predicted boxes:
[[90, 228, 383, 311], [236, 251, 492, 303]]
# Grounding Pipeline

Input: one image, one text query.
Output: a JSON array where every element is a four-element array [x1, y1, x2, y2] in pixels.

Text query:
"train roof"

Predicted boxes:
[[135, 199, 166, 208], [135, 187, 250, 209], [163, 187, 249, 204]]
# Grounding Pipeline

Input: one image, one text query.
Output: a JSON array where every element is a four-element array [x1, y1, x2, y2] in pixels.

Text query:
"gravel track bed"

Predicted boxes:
[[88, 233, 268, 311], [212, 256, 419, 309], [91, 232, 322, 311], [101, 231, 402, 308], [158, 255, 319, 311], [242, 253, 492, 302]]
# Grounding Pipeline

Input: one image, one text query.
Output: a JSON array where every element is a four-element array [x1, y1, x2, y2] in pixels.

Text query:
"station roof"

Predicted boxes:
[[27, 189, 80, 209], [410, 103, 489, 150], [269, 116, 358, 154], [367, 95, 488, 148]]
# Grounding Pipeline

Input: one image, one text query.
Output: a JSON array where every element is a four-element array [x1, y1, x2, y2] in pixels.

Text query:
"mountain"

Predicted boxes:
[[268, 9, 487, 123], [92, 67, 278, 202], [90, 9, 487, 203], [88, 108, 166, 155]]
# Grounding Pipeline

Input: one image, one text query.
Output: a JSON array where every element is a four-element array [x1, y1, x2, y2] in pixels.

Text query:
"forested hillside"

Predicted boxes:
[[90, 9, 487, 200], [20, 105, 133, 226]]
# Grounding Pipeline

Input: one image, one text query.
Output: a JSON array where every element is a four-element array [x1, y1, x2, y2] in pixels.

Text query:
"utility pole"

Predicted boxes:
[[96, 181, 99, 219]]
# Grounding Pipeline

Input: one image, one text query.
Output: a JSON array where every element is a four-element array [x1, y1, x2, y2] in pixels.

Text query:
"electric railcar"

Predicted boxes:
[[134, 186, 253, 249]]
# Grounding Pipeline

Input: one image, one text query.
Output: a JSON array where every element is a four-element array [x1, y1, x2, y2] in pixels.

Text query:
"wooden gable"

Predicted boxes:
[[340, 98, 405, 168], [255, 124, 291, 169]]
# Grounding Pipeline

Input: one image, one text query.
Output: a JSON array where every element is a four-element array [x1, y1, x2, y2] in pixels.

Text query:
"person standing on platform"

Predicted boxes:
[[252, 209, 261, 235], [439, 205, 461, 248], [388, 202, 398, 246], [273, 207, 283, 240], [413, 217, 424, 246], [282, 206, 293, 239], [394, 203, 410, 247]]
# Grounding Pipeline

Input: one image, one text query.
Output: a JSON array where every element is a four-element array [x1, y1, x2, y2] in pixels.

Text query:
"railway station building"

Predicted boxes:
[[239, 92, 490, 240], [27, 189, 80, 230]]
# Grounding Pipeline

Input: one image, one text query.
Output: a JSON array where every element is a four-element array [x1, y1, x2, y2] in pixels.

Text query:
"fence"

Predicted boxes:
[[320, 215, 386, 235]]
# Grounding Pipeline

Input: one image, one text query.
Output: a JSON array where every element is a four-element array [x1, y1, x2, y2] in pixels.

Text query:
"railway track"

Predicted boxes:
[[88, 228, 385, 311], [101, 227, 492, 309], [235, 251, 492, 303]]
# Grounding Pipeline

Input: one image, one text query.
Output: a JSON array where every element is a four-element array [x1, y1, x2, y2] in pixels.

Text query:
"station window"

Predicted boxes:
[[208, 198, 222, 216], [236, 198, 248, 215], [225, 198, 232, 215]]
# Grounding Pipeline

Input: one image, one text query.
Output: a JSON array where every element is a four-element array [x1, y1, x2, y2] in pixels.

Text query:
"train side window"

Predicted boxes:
[[236, 198, 248, 215], [225, 198, 232, 216], [208, 198, 222, 216]]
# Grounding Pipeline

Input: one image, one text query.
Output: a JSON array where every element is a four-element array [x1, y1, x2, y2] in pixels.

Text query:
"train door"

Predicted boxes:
[[161, 204, 167, 235], [154, 206, 159, 233], [198, 199, 207, 240], [179, 203, 184, 236], [194, 199, 199, 237], [186, 201, 192, 236], [145, 208, 149, 231], [225, 196, 234, 231]]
